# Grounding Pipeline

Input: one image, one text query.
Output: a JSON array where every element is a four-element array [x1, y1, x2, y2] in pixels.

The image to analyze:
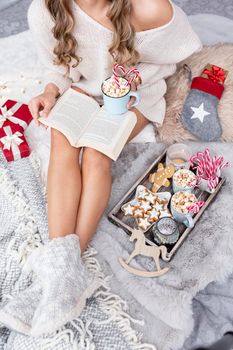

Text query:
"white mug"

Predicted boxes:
[[171, 191, 198, 228]]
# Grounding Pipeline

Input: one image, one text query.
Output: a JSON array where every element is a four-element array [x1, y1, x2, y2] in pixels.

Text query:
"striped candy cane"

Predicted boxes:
[[112, 64, 126, 88], [189, 152, 204, 168], [125, 67, 140, 86], [208, 176, 219, 190], [204, 149, 211, 178], [190, 148, 229, 191], [214, 156, 219, 174], [216, 156, 229, 170], [188, 201, 205, 214]]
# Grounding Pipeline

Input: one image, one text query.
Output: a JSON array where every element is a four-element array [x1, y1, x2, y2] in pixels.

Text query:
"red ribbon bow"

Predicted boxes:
[[203, 65, 225, 84]]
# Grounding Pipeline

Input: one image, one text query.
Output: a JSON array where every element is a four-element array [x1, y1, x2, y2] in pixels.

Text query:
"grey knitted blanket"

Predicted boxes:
[[1, 143, 233, 350], [0, 152, 155, 350]]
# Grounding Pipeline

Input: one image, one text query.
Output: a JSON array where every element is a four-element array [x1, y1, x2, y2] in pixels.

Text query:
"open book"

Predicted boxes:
[[38, 88, 137, 161]]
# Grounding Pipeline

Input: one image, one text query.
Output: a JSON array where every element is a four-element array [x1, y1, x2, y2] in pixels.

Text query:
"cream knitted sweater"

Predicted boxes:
[[28, 0, 202, 124]]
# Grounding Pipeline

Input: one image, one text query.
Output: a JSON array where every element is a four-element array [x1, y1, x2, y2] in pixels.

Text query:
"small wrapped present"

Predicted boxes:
[[0, 125, 31, 162], [0, 99, 32, 131], [201, 64, 228, 85]]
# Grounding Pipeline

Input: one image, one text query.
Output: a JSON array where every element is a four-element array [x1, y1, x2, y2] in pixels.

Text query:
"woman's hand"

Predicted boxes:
[[127, 76, 142, 109], [29, 84, 59, 127]]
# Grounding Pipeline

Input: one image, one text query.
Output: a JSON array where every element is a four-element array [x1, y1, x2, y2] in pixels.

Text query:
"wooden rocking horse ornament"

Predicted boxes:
[[119, 228, 170, 277]]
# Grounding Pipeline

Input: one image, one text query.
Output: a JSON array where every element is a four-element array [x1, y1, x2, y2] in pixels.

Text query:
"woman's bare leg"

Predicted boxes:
[[127, 107, 150, 142], [75, 148, 112, 252], [75, 108, 149, 252], [47, 128, 82, 239]]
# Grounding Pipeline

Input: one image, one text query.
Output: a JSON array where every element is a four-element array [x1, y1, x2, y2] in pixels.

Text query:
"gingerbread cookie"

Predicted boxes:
[[149, 163, 176, 193]]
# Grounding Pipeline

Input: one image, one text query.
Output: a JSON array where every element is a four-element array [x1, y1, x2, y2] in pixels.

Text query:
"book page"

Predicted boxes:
[[38, 88, 100, 145], [78, 107, 137, 160]]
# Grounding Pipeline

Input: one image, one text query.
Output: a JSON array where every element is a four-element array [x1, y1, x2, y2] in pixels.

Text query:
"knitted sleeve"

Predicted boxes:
[[27, 0, 79, 94], [136, 2, 203, 123]]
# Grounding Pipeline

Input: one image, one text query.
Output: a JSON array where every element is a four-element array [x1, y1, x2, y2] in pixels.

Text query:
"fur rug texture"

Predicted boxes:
[[160, 44, 233, 143]]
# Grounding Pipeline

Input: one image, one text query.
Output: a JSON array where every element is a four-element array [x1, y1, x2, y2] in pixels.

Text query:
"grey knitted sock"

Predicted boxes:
[[0, 280, 42, 335], [181, 77, 224, 141], [26, 234, 100, 337]]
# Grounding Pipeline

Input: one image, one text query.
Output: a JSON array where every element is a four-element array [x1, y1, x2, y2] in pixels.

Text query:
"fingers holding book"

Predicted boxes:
[[28, 91, 57, 128]]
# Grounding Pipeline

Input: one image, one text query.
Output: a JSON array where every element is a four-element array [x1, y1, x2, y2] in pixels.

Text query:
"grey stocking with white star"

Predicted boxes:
[[181, 89, 222, 141]]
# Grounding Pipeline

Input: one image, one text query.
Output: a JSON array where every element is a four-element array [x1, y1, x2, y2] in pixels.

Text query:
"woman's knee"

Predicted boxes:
[[51, 128, 69, 148], [82, 148, 112, 172], [50, 128, 80, 159]]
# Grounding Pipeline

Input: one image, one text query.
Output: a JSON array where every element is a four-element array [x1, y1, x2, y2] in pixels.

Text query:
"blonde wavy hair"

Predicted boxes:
[[45, 0, 140, 71]]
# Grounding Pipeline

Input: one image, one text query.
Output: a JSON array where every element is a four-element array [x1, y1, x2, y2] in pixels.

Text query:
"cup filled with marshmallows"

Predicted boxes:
[[171, 191, 199, 228], [171, 168, 205, 228], [101, 64, 141, 115]]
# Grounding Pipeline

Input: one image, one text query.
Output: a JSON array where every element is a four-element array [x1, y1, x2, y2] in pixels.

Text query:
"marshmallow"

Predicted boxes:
[[102, 76, 130, 97], [172, 191, 197, 214], [173, 169, 196, 189]]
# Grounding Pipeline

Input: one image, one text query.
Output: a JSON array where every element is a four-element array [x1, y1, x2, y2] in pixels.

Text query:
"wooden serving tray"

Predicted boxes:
[[108, 149, 226, 261]]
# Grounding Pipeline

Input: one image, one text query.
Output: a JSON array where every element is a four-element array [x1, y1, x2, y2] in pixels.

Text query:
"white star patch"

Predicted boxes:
[[190, 103, 211, 123]]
